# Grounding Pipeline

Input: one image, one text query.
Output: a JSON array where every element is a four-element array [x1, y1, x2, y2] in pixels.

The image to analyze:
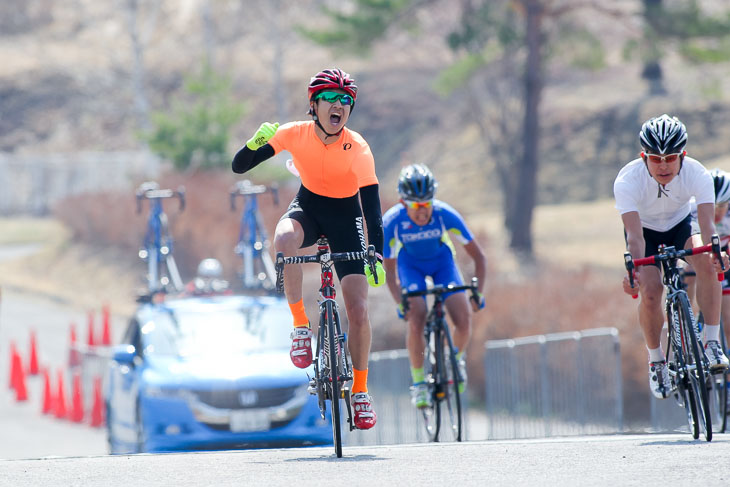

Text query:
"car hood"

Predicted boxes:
[[143, 350, 310, 389]]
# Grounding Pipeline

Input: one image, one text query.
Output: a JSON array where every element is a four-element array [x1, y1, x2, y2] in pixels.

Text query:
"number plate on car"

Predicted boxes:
[[230, 409, 270, 432]]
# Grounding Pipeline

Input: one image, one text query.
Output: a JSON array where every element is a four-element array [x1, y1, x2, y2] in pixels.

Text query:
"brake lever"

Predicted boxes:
[[624, 252, 638, 299]]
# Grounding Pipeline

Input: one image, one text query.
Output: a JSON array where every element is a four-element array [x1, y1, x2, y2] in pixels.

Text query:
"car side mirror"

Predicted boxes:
[[112, 344, 137, 365]]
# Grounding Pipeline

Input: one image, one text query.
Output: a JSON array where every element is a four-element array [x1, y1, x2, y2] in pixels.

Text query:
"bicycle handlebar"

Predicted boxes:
[[274, 243, 379, 294], [135, 183, 186, 214], [624, 233, 725, 299], [230, 180, 279, 211], [400, 277, 479, 314]]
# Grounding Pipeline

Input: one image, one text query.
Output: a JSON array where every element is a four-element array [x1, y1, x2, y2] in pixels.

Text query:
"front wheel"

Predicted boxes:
[[420, 331, 440, 442], [678, 294, 712, 441], [325, 302, 343, 457]]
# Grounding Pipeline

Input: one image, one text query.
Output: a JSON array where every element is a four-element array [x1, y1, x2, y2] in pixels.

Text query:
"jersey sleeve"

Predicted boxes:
[[692, 165, 714, 205], [267, 122, 298, 155], [352, 135, 379, 188], [437, 201, 474, 244], [381, 205, 400, 259], [613, 175, 639, 215]]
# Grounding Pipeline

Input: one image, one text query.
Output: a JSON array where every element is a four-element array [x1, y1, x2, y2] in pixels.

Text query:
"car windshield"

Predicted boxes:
[[140, 303, 292, 357]]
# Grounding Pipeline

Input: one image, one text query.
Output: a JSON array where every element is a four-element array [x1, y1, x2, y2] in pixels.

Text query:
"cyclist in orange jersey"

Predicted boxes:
[[232, 68, 384, 430]]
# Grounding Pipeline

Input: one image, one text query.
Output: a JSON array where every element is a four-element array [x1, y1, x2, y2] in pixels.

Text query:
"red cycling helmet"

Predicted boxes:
[[308, 68, 358, 101]]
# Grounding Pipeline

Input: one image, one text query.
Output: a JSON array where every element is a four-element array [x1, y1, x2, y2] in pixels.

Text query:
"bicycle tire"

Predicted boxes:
[[667, 301, 699, 439], [678, 293, 712, 441], [325, 301, 343, 457], [441, 329, 463, 442], [421, 330, 440, 442], [719, 321, 729, 433]]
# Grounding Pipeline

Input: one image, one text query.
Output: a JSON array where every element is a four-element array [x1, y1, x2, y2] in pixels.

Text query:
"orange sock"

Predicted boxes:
[[352, 368, 368, 394], [289, 299, 309, 327]]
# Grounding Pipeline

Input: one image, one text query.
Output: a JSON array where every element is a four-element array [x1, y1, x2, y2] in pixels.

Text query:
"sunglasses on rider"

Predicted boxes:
[[644, 152, 682, 164], [314, 91, 354, 106], [403, 199, 433, 209]]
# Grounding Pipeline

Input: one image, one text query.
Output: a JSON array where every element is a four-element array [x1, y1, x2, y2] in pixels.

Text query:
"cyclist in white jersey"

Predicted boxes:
[[614, 114, 729, 400], [685, 169, 730, 343]]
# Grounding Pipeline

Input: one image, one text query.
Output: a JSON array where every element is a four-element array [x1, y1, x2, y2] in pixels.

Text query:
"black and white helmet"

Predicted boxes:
[[398, 164, 437, 201], [711, 168, 730, 204], [639, 114, 688, 155]]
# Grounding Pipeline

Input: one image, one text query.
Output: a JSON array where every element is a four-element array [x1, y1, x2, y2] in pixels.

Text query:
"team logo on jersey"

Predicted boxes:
[[408, 283, 420, 291], [343, 143, 352, 151], [402, 228, 442, 242], [400, 221, 413, 230]]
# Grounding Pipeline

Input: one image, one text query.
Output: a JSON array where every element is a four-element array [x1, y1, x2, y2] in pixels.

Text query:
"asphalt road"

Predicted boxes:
[[0, 433, 728, 487]]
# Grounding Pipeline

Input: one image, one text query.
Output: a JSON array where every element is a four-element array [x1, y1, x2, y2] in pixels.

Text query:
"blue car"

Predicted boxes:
[[105, 294, 332, 453]]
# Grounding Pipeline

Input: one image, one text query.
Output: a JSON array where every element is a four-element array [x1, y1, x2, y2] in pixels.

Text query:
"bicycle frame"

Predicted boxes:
[[230, 180, 278, 291], [402, 278, 478, 442], [136, 182, 185, 295], [275, 237, 378, 457]]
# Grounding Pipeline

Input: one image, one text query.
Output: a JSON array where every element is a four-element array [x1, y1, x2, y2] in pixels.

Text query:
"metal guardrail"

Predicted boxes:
[[483, 327, 623, 440], [345, 349, 473, 446]]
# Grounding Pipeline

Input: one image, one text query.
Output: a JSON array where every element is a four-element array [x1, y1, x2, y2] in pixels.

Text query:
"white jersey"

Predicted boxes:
[[690, 198, 730, 246], [614, 156, 714, 232]]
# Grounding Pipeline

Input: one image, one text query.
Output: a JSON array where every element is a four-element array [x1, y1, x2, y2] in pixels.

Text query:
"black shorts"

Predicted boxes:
[[280, 185, 366, 279], [627, 213, 694, 268]]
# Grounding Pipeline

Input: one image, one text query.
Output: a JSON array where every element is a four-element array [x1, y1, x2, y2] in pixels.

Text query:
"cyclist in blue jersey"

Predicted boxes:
[[383, 164, 486, 408]]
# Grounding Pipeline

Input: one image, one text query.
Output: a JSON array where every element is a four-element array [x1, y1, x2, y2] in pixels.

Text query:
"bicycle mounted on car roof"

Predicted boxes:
[[136, 181, 185, 297], [230, 179, 279, 292], [624, 235, 724, 441], [275, 236, 379, 458], [401, 278, 479, 442]]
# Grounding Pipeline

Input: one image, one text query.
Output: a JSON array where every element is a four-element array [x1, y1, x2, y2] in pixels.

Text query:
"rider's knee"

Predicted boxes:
[[274, 231, 299, 253]]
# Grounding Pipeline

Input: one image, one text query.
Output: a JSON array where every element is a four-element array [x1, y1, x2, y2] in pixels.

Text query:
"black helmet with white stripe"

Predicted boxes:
[[711, 168, 730, 204], [639, 114, 688, 155], [398, 164, 437, 201]]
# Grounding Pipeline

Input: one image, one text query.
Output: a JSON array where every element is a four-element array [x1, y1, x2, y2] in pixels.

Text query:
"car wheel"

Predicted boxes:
[[136, 400, 146, 453], [105, 402, 115, 454]]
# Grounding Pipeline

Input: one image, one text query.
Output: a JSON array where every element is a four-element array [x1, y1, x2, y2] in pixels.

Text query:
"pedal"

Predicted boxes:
[[340, 385, 350, 399]]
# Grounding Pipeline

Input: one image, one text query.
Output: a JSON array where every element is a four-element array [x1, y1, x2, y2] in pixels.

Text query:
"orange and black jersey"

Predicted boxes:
[[232, 121, 383, 255]]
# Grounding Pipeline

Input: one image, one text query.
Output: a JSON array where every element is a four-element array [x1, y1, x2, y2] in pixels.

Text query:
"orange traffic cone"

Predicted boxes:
[[87, 310, 96, 347], [90, 377, 104, 427], [9, 342, 18, 390], [41, 368, 55, 414], [28, 330, 39, 376], [69, 323, 81, 367], [70, 372, 84, 423], [55, 369, 67, 419], [14, 353, 28, 401], [101, 305, 111, 346]]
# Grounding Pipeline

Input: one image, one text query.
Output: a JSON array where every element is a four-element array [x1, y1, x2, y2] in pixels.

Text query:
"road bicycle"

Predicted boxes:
[[401, 278, 479, 442], [624, 235, 724, 441], [275, 237, 379, 458], [697, 313, 729, 433], [136, 181, 185, 296], [230, 180, 279, 292]]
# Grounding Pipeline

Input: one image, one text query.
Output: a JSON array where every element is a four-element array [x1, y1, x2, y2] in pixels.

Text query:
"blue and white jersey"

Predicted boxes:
[[382, 199, 474, 260]]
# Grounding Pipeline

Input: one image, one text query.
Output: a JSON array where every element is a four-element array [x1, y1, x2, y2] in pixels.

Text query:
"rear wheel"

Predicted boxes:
[[678, 294, 712, 441], [442, 330, 463, 442], [717, 321, 729, 433]]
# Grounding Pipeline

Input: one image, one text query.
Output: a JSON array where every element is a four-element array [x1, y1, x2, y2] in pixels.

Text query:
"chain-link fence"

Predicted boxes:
[[0, 152, 160, 215], [483, 327, 623, 440]]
